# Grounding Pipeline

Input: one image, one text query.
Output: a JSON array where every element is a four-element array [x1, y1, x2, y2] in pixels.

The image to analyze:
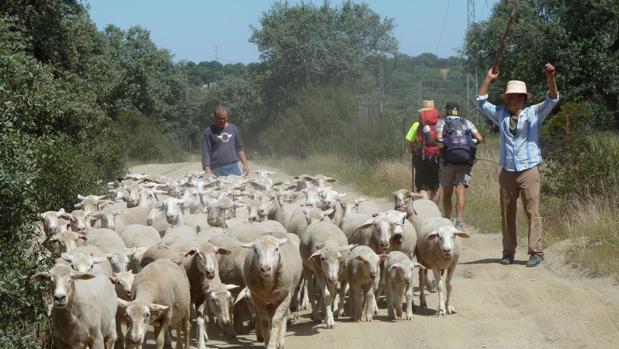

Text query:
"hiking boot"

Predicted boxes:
[[526, 254, 543, 267], [500, 254, 514, 265]]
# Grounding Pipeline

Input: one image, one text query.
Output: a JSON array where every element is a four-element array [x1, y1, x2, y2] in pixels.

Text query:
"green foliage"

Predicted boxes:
[[464, 0, 619, 114], [543, 132, 619, 197], [115, 112, 186, 163], [260, 85, 401, 161], [250, 0, 397, 111]]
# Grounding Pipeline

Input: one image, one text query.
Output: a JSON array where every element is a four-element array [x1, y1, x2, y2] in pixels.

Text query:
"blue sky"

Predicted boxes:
[[86, 0, 498, 64]]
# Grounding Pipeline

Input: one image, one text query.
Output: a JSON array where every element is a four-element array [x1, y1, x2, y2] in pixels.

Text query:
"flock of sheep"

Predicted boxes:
[[32, 169, 469, 349]]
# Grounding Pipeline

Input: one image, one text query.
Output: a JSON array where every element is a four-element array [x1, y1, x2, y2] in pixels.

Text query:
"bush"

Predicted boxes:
[[116, 112, 187, 163], [260, 85, 402, 162], [543, 132, 619, 197]]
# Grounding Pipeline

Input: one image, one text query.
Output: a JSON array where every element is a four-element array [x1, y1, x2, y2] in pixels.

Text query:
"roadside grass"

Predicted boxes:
[[257, 137, 618, 280]]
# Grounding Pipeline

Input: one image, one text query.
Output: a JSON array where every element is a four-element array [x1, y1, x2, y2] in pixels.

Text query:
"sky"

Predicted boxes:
[[86, 0, 499, 64]]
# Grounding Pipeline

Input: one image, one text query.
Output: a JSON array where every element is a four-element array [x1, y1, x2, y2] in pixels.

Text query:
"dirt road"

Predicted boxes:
[[131, 161, 619, 349]]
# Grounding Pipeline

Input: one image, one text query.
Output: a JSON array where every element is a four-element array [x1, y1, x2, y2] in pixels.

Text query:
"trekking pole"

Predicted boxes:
[[411, 151, 416, 192], [492, 0, 522, 74]]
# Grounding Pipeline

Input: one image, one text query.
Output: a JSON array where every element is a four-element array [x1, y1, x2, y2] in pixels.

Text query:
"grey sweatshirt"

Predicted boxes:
[[201, 123, 244, 169]]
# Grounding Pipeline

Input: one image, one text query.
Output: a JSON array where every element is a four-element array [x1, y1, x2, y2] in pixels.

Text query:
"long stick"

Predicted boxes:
[[411, 151, 416, 192], [492, 0, 522, 73]]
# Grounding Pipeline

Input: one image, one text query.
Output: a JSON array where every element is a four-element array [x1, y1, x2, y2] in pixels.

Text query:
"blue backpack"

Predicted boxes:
[[443, 118, 476, 165]]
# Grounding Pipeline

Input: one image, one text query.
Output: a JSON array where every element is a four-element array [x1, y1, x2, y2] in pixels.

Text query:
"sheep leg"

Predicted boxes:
[[91, 330, 105, 349], [386, 282, 395, 320], [405, 281, 414, 320], [175, 322, 182, 349], [183, 317, 191, 349], [154, 319, 169, 349], [315, 275, 334, 328], [253, 302, 269, 344], [303, 267, 319, 322], [433, 267, 446, 317], [445, 263, 457, 315], [373, 282, 382, 315], [269, 294, 292, 349], [363, 284, 375, 322], [335, 279, 347, 319], [114, 311, 125, 349], [394, 285, 403, 319], [196, 302, 208, 349], [351, 283, 362, 322], [419, 268, 427, 309]]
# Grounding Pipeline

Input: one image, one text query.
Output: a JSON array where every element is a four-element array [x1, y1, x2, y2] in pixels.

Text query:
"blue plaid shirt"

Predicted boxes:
[[476, 92, 560, 172]]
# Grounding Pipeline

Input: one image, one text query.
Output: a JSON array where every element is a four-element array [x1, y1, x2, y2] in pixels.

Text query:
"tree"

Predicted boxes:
[[464, 0, 619, 127], [250, 0, 397, 113]]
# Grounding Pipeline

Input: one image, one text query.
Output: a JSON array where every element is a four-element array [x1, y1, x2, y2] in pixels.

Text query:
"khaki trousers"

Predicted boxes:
[[499, 166, 543, 257]]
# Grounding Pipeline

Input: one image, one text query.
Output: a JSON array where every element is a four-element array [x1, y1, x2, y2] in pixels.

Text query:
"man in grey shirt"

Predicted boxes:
[[202, 105, 249, 176]]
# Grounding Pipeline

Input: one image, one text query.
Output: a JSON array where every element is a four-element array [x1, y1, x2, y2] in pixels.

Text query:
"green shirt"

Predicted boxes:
[[405, 121, 419, 143]]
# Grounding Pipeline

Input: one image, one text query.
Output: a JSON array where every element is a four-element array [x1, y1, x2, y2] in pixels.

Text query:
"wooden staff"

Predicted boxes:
[[492, 0, 522, 73]]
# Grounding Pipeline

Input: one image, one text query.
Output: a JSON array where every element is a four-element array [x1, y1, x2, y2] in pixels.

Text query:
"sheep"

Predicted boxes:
[[61, 244, 114, 277], [353, 198, 381, 216], [242, 235, 303, 349], [206, 197, 244, 229], [48, 229, 87, 254], [344, 245, 385, 322], [255, 190, 292, 228], [32, 263, 117, 348], [205, 281, 240, 339], [381, 251, 424, 320], [375, 210, 417, 259], [226, 220, 287, 243], [407, 197, 443, 232], [416, 218, 470, 317], [39, 208, 68, 235], [341, 213, 403, 254], [93, 206, 150, 233], [61, 209, 91, 233], [74, 194, 109, 214], [139, 244, 178, 269], [117, 259, 191, 349], [119, 224, 161, 270], [146, 204, 169, 235], [177, 241, 231, 349], [84, 228, 129, 272], [299, 221, 353, 328], [286, 206, 326, 238]]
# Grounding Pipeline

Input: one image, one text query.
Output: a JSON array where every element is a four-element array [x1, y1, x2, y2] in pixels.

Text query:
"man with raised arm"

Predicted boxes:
[[476, 63, 559, 267]]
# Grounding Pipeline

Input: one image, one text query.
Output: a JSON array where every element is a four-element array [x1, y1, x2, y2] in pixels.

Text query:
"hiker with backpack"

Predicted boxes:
[[476, 63, 559, 268], [405, 100, 441, 203], [436, 101, 484, 230]]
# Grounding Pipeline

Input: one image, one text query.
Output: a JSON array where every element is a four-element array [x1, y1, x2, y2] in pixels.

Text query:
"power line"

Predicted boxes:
[[435, 0, 451, 53]]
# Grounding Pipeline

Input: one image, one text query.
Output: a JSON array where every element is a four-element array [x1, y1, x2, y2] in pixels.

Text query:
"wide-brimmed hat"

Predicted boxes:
[[500, 80, 532, 99], [418, 100, 435, 112]]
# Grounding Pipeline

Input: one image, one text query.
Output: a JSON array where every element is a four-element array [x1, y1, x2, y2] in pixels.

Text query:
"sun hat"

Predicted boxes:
[[500, 80, 532, 99], [418, 100, 436, 112]]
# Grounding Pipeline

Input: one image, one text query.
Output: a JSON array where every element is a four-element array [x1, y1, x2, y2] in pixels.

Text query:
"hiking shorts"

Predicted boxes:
[[440, 163, 472, 188], [414, 157, 440, 191]]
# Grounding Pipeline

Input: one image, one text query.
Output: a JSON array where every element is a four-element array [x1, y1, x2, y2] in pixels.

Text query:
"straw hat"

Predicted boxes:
[[418, 100, 435, 112], [500, 80, 532, 99]]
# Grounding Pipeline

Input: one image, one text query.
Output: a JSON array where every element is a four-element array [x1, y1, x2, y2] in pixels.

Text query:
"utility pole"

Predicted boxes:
[[467, 0, 479, 123]]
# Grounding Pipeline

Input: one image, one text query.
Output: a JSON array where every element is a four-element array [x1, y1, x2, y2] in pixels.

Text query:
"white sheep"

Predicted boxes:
[[344, 245, 385, 322], [242, 235, 303, 349], [341, 213, 403, 254], [32, 263, 117, 348], [205, 281, 240, 339], [117, 259, 191, 349], [416, 218, 469, 316], [84, 228, 129, 272], [299, 221, 353, 328], [381, 250, 424, 320]]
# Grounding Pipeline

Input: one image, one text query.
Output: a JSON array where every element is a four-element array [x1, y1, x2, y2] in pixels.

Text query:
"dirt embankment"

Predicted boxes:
[[131, 160, 619, 349]]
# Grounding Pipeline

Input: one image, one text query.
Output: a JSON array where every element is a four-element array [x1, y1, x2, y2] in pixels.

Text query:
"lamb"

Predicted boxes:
[[416, 218, 469, 316], [117, 259, 191, 349], [32, 263, 117, 348], [381, 251, 424, 320], [344, 245, 385, 322], [242, 235, 303, 349], [299, 221, 353, 328]]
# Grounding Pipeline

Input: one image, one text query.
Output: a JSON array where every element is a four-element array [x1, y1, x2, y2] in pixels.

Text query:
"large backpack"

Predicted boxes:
[[443, 117, 476, 165], [416, 108, 440, 160]]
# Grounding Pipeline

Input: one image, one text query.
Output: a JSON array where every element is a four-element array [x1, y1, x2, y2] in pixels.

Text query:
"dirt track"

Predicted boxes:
[[131, 161, 619, 349]]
